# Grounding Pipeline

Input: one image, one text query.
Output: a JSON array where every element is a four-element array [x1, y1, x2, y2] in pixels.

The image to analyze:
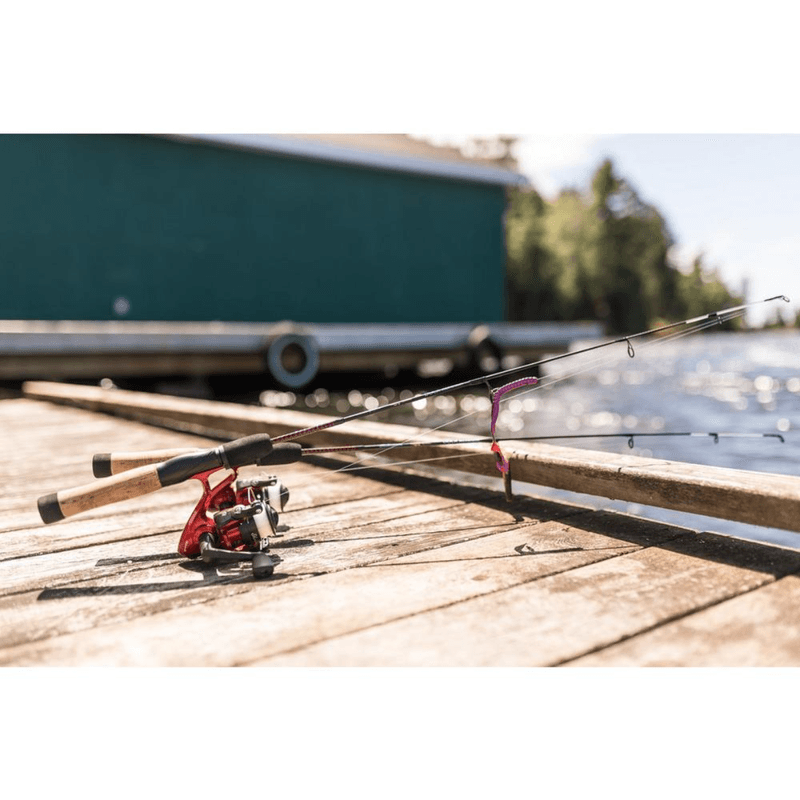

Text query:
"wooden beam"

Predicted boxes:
[[22, 380, 800, 534]]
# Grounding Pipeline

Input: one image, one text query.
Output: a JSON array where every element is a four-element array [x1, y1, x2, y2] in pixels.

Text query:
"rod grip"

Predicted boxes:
[[258, 443, 304, 465], [93, 448, 198, 477], [40, 434, 277, 524], [93, 441, 302, 476], [38, 464, 164, 523]]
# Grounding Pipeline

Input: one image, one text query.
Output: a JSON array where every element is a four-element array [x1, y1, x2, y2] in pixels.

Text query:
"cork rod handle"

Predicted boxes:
[[92, 448, 198, 477], [38, 464, 164, 523]]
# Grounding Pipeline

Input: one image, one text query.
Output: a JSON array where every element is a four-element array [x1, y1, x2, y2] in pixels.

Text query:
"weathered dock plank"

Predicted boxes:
[[0, 510, 680, 666], [254, 527, 800, 667], [2, 394, 800, 666], [567, 572, 800, 666], [0, 515, 637, 661]]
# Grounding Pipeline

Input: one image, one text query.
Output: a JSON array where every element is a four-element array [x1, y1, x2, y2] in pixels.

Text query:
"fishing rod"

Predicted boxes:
[[34, 295, 790, 579], [270, 295, 791, 447], [306, 431, 787, 496], [268, 295, 790, 492], [301, 431, 787, 456]]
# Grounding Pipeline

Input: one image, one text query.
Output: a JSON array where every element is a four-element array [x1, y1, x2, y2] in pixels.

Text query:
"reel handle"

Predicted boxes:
[[38, 434, 290, 524]]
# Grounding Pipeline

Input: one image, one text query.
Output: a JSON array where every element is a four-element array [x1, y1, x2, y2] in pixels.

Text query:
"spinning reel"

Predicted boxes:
[[180, 469, 290, 578]]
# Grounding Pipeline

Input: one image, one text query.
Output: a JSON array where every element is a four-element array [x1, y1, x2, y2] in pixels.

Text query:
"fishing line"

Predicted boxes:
[[495, 310, 746, 409], [282, 297, 786, 480], [325, 310, 751, 476], [312, 450, 489, 474], [484, 309, 749, 428], [334, 312, 745, 469], [328, 313, 749, 476], [481, 311, 750, 471], [271, 296, 786, 448]]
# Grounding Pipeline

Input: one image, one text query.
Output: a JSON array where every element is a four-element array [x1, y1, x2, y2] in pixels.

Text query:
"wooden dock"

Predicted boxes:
[[3, 386, 800, 666]]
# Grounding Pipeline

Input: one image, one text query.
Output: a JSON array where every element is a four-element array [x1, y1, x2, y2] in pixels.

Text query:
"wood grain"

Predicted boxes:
[[256, 533, 800, 667], [566, 573, 800, 666], [0, 518, 668, 666]]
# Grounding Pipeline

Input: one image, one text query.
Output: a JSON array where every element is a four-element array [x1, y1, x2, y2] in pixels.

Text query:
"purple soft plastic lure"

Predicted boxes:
[[489, 377, 540, 473]]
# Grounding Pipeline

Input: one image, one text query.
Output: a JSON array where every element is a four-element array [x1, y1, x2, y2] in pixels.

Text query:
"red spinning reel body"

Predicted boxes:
[[177, 467, 289, 578]]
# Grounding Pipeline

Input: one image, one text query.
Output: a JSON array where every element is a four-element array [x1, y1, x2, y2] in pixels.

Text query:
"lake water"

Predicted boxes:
[[266, 330, 800, 549]]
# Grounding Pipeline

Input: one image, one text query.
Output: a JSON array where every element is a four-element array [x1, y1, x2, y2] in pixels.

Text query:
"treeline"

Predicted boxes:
[[505, 159, 743, 334]]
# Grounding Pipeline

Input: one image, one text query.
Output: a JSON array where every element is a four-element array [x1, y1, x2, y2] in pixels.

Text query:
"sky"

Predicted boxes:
[[512, 134, 799, 327]]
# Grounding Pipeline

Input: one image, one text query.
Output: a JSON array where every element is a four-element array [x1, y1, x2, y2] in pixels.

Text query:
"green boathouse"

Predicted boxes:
[[0, 134, 525, 324]]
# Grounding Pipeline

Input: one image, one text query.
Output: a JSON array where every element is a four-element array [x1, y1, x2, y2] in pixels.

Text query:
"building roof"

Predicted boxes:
[[162, 133, 528, 187]]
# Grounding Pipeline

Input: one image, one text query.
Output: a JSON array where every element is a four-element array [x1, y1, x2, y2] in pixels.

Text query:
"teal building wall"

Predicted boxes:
[[0, 135, 508, 323]]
